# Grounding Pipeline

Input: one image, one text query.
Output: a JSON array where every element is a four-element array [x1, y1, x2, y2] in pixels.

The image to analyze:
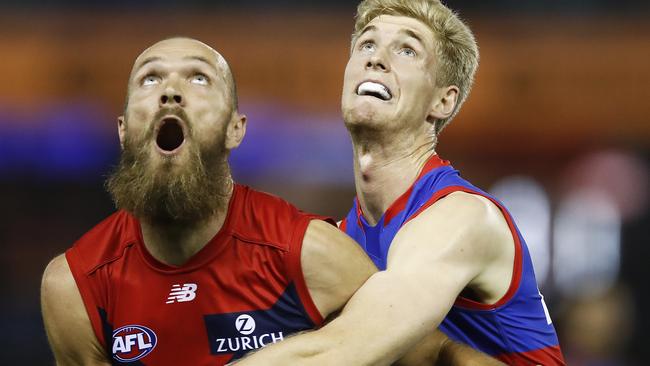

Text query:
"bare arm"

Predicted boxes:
[[237, 192, 511, 365], [305, 220, 503, 365], [333, 218, 503, 366], [41, 254, 110, 366], [300, 219, 377, 319]]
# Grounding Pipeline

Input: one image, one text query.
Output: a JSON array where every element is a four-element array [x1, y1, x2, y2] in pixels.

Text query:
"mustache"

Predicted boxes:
[[153, 106, 190, 124], [140, 107, 192, 141]]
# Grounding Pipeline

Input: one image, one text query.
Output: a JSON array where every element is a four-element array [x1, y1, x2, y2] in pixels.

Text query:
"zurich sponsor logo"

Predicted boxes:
[[235, 314, 256, 335], [210, 314, 284, 355], [112, 324, 157, 362], [203, 284, 315, 361]]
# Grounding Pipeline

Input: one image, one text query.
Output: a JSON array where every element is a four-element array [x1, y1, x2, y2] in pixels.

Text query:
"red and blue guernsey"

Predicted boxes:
[[66, 184, 328, 366], [340, 155, 566, 365]]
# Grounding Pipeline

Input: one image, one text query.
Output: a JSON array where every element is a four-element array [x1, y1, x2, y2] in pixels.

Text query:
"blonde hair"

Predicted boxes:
[[352, 0, 479, 134]]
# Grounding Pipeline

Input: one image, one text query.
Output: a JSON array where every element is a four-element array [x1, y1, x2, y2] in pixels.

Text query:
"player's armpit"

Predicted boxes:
[[41, 254, 110, 366], [301, 219, 377, 319]]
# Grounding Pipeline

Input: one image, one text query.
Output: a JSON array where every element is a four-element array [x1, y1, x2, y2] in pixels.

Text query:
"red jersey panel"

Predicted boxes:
[[66, 184, 329, 365]]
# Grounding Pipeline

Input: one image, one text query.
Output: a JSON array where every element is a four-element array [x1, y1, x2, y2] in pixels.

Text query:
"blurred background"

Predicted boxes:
[[1, 0, 648, 364]]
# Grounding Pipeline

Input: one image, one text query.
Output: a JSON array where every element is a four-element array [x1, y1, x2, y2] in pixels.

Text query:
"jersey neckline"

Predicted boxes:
[[133, 183, 242, 274], [355, 154, 451, 229]]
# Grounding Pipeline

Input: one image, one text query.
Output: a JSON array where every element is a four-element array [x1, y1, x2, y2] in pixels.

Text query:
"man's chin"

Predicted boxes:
[[343, 106, 388, 129]]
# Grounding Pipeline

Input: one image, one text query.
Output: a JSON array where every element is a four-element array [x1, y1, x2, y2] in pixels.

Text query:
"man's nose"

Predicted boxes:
[[159, 87, 184, 107], [365, 53, 389, 72]]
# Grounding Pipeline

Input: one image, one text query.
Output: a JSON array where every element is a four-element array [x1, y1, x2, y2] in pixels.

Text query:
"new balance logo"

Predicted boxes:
[[166, 283, 198, 304]]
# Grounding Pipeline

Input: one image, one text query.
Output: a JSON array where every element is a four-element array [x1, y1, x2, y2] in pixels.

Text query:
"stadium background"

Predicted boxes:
[[1, 0, 648, 364]]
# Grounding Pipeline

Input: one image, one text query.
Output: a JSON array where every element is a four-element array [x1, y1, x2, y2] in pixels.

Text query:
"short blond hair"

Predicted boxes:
[[352, 0, 479, 134]]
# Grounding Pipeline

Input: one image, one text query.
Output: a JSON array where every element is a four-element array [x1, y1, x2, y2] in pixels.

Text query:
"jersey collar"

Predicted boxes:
[[355, 154, 450, 228]]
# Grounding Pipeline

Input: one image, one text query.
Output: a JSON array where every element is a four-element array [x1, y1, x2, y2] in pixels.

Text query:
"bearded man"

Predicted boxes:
[[40, 37, 376, 365]]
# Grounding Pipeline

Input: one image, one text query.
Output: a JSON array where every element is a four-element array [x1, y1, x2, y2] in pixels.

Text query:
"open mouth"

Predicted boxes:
[[356, 81, 392, 101], [156, 117, 185, 152]]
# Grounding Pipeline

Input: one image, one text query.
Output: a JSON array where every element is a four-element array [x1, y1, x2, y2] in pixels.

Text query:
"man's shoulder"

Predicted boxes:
[[407, 191, 507, 233], [232, 184, 334, 249], [396, 190, 514, 267], [42, 253, 73, 291], [67, 210, 139, 274], [42, 254, 78, 306], [237, 184, 309, 219]]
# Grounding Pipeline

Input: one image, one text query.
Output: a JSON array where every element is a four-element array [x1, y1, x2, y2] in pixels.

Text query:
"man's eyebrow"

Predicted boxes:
[[134, 55, 217, 72], [358, 25, 377, 39], [135, 56, 162, 71], [183, 56, 218, 72], [400, 29, 425, 46]]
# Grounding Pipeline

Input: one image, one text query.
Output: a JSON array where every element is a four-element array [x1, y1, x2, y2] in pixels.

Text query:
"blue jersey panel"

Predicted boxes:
[[342, 155, 564, 364]]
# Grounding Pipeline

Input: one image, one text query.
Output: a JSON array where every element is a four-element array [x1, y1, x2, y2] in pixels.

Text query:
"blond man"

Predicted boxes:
[[237, 0, 565, 364]]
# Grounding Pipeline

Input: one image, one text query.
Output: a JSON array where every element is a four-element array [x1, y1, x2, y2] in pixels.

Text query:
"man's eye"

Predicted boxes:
[[398, 48, 417, 57], [191, 74, 209, 85], [142, 75, 160, 86], [360, 42, 376, 53]]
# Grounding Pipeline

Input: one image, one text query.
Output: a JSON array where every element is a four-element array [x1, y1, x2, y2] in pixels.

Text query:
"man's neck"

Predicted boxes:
[[139, 186, 233, 267], [351, 129, 435, 226]]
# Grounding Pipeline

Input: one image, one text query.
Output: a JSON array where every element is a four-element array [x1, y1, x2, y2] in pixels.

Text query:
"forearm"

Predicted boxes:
[[233, 329, 345, 366], [237, 271, 449, 366], [394, 330, 445, 366]]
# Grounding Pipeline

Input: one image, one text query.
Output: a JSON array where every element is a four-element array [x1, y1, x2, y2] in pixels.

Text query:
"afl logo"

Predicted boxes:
[[235, 314, 256, 335], [112, 325, 157, 362]]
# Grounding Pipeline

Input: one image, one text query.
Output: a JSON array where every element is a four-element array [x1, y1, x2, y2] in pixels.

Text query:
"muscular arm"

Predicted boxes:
[[41, 254, 110, 366], [301, 219, 377, 319], [237, 195, 510, 365]]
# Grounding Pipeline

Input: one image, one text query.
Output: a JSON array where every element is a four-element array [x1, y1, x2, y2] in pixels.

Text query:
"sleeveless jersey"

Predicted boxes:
[[66, 184, 328, 366], [340, 155, 565, 365]]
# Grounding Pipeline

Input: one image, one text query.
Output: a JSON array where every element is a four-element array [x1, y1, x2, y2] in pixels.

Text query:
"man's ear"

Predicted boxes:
[[427, 85, 459, 122], [117, 116, 126, 149], [225, 114, 247, 150]]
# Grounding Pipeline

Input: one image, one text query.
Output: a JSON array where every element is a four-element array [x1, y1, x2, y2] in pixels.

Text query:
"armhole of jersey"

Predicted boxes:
[[404, 185, 523, 311], [284, 216, 325, 326], [65, 247, 107, 348]]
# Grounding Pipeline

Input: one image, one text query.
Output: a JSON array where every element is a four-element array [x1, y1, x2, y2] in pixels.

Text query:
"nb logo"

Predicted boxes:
[[235, 314, 256, 335], [166, 283, 198, 304]]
